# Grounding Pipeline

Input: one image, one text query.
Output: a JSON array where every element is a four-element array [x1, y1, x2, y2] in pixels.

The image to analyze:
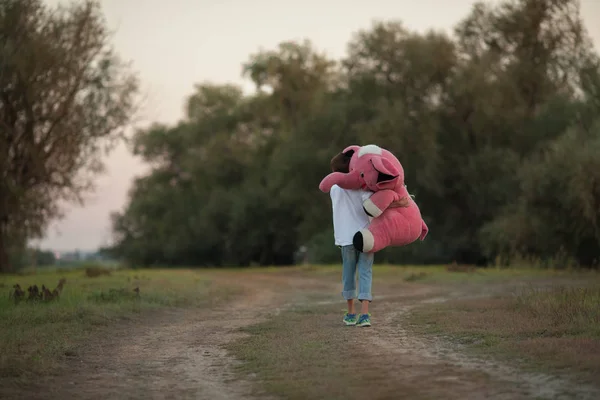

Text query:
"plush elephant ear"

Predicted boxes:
[[371, 157, 400, 189], [342, 145, 360, 158]]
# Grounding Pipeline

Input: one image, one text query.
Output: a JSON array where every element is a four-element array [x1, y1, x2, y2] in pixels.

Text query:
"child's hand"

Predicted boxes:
[[389, 197, 411, 208]]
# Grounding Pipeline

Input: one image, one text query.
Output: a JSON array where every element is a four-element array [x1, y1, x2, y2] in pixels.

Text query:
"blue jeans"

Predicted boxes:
[[340, 245, 374, 302]]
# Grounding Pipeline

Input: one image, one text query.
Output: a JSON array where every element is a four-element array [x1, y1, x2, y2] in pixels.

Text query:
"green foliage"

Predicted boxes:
[[481, 119, 600, 266], [110, 0, 600, 268], [0, 0, 139, 272]]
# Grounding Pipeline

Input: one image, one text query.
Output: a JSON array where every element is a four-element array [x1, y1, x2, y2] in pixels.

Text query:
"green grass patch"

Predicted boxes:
[[381, 265, 592, 284], [295, 263, 587, 285], [227, 304, 406, 400], [0, 267, 241, 380]]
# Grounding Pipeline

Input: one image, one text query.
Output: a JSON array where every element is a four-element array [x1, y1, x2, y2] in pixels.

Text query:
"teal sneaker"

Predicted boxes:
[[357, 313, 371, 327], [343, 312, 357, 326]]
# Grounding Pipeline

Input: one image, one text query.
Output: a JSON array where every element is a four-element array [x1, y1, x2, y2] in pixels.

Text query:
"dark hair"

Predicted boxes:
[[330, 152, 350, 173]]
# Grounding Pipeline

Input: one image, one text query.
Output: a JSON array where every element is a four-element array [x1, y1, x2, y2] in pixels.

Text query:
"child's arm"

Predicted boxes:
[[387, 185, 414, 209], [362, 189, 406, 218], [389, 197, 411, 208]]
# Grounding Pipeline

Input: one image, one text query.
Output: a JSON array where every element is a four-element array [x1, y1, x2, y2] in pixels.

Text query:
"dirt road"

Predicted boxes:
[[18, 271, 600, 400]]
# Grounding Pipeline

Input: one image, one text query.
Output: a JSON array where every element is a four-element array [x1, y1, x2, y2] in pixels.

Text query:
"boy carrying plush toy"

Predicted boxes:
[[328, 151, 411, 327], [321, 144, 428, 253]]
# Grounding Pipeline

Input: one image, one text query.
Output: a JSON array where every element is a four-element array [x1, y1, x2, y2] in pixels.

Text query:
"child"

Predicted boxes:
[[328, 152, 409, 327]]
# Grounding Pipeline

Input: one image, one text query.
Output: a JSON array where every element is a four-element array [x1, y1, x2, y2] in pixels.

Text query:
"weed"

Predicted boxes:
[[85, 266, 112, 278], [89, 287, 140, 303], [515, 285, 600, 332], [8, 278, 66, 304], [446, 262, 477, 273], [404, 271, 429, 281], [0, 268, 239, 380]]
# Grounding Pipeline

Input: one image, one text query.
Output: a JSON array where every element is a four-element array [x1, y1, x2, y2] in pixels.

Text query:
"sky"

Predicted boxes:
[[38, 0, 600, 252]]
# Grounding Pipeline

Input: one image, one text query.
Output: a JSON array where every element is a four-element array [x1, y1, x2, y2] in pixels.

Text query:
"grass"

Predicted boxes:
[[3, 263, 598, 396], [301, 263, 588, 284], [225, 265, 600, 398], [228, 305, 344, 399], [227, 303, 423, 400], [0, 267, 241, 380], [408, 282, 600, 381]]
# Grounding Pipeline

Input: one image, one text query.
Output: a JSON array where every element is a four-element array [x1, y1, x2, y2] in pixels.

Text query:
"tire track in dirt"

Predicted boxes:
[[24, 274, 291, 400], [12, 272, 599, 400], [364, 292, 600, 400]]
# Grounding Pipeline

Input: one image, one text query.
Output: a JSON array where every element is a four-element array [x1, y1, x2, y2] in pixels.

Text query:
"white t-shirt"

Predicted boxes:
[[330, 185, 373, 246]]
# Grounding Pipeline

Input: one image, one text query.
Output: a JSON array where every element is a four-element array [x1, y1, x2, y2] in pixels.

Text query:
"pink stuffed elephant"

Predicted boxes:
[[319, 144, 429, 253]]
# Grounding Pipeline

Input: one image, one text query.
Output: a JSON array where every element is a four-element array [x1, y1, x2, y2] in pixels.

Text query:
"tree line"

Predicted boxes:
[[108, 0, 600, 268], [1, 0, 599, 272]]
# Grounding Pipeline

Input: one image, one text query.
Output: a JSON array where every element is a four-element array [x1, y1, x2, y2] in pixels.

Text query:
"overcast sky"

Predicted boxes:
[[38, 0, 600, 252]]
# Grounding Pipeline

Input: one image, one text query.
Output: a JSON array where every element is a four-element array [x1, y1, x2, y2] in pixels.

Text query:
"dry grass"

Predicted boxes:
[[3, 264, 598, 396], [0, 267, 241, 381], [515, 285, 600, 331], [227, 303, 427, 400], [297, 264, 579, 287], [445, 262, 477, 273], [409, 283, 600, 380], [403, 271, 430, 281], [84, 266, 112, 278]]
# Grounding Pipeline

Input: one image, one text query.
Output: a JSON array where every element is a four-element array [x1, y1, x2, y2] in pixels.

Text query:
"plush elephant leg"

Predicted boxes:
[[353, 229, 375, 253]]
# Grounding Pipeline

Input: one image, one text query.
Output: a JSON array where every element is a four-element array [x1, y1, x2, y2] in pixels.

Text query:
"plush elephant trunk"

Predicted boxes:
[[319, 170, 362, 193]]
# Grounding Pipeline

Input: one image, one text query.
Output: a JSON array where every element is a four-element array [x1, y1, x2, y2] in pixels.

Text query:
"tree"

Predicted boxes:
[[428, 0, 599, 263], [0, 0, 138, 272], [109, 0, 600, 268], [243, 40, 337, 129], [109, 83, 251, 267], [109, 40, 340, 267], [480, 119, 600, 267]]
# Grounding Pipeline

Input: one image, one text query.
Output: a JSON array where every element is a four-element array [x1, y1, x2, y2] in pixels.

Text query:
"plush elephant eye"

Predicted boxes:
[[360, 172, 364, 178]]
